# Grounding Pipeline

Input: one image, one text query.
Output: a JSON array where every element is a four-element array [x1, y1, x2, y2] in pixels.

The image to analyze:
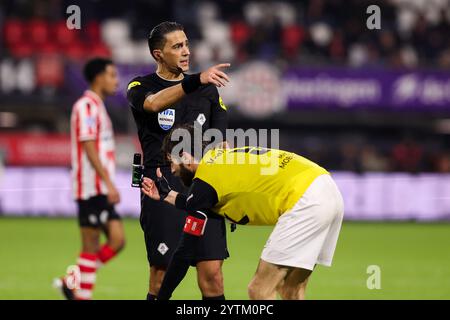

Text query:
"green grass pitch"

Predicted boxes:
[[0, 217, 449, 299]]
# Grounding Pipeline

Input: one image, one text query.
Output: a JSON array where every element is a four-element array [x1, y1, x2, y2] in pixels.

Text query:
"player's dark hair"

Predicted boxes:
[[83, 57, 113, 84], [162, 124, 211, 163], [148, 21, 184, 60]]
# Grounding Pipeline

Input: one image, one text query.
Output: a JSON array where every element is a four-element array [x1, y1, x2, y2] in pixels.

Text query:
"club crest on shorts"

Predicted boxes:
[[157, 243, 169, 255], [158, 108, 175, 130]]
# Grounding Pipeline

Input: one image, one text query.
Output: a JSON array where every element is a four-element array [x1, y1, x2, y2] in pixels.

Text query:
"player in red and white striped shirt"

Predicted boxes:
[[71, 88, 116, 200], [54, 58, 125, 300]]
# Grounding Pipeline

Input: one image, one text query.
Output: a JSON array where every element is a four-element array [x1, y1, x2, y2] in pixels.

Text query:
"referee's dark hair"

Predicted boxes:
[[83, 57, 113, 84], [162, 124, 211, 162], [148, 21, 184, 60]]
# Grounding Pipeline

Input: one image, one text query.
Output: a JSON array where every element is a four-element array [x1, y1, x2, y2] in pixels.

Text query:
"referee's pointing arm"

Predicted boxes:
[[143, 63, 231, 113]]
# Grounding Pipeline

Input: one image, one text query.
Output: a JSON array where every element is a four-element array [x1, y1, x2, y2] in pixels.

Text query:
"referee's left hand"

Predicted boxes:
[[141, 177, 161, 201], [200, 63, 231, 88]]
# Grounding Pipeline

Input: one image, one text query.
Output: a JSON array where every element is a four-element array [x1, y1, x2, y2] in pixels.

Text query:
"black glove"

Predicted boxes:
[[155, 174, 172, 200]]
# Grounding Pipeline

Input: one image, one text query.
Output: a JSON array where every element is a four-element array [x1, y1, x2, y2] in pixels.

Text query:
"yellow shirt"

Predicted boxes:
[[194, 147, 329, 225]]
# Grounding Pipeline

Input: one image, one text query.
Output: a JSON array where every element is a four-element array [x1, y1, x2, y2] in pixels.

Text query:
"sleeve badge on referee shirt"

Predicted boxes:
[[219, 96, 227, 111], [127, 81, 141, 91]]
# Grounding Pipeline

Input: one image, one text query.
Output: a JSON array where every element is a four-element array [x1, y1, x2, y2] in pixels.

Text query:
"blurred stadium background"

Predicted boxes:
[[0, 0, 449, 299]]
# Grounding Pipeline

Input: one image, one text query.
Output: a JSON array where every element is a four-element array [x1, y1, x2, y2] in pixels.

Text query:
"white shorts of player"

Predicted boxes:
[[261, 174, 344, 271]]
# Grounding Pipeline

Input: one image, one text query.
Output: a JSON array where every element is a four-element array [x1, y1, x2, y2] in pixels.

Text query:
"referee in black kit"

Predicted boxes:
[[127, 21, 230, 300]]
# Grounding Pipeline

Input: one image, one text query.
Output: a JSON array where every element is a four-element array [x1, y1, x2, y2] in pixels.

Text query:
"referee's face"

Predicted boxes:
[[161, 30, 190, 73]]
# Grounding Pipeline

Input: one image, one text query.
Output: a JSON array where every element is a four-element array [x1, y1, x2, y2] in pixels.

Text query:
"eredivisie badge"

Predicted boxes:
[[158, 108, 175, 130]]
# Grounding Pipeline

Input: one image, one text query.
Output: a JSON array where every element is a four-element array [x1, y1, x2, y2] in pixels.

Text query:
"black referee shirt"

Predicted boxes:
[[126, 73, 228, 177]]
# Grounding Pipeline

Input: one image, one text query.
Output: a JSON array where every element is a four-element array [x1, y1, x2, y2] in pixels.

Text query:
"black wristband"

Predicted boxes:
[[181, 73, 201, 94], [175, 193, 188, 210]]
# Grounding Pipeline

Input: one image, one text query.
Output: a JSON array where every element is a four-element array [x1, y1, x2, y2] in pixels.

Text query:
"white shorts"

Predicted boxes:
[[261, 174, 344, 270]]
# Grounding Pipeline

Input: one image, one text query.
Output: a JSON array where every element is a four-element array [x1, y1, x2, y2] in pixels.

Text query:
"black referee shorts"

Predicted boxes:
[[140, 194, 186, 267], [140, 195, 230, 267], [140, 170, 229, 267]]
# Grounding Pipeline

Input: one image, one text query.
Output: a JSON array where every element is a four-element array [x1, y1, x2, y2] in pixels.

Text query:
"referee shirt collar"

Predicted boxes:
[[155, 72, 185, 82]]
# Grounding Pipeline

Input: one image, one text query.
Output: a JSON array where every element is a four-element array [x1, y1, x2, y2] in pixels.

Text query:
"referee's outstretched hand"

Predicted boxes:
[[200, 63, 231, 88], [141, 177, 160, 201]]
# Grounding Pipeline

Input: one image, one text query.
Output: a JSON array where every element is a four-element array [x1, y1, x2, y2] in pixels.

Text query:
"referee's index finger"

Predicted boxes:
[[215, 63, 231, 69]]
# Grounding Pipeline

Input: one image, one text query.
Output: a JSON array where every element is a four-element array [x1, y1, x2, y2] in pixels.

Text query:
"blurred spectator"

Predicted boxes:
[[360, 145, 389, 172], [391, 138, 424, 173], [339, 143, 362, 173], [434, 152, 450, 173]]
